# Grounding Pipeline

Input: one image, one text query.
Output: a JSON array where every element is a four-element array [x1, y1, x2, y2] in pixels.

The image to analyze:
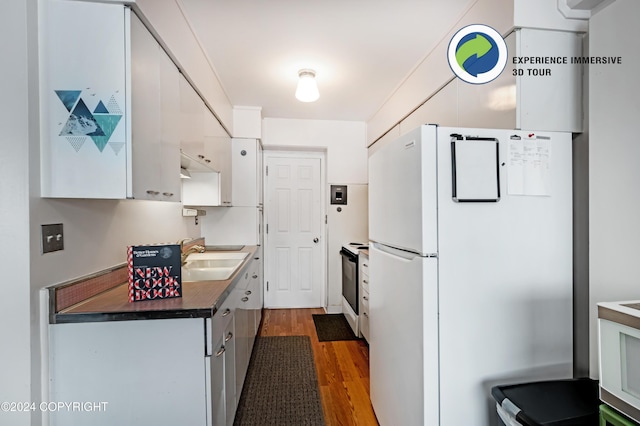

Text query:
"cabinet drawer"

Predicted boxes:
[[360, 284, 370, 342], [361, 272, 369, 293], [359, 255, 369, 274], [360, 312, 369, 342], [212, 293, 235, 339], [361, 288, 369, 310]]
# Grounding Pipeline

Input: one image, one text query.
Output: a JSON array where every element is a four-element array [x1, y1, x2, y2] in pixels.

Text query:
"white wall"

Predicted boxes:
[[134, 0, 233, 132], [326, 185, 368, 311], [29, 200, 198, 288], [262, 118, 367, 184], [588, 0, 640, 377], [366, 0, 515, 144], [262, 118, 367, 312], [514, 0, 588, 32], [1, 1, 33, 424]]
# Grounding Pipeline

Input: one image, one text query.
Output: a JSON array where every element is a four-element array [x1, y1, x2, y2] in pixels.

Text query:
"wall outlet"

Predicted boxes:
[[42, 223, 64, 254]]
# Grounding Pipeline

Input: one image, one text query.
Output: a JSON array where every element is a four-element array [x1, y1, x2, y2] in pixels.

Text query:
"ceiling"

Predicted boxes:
[[178, 0, 474, 122]]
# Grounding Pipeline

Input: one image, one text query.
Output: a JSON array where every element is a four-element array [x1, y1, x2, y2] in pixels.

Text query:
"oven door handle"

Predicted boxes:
[[340, 248, 357, 262]]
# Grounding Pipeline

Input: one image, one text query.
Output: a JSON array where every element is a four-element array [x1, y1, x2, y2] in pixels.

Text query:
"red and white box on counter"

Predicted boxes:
[[127, 244, 182, 302]]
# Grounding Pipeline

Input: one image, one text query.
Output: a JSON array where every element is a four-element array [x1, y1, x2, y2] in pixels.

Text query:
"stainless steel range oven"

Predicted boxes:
[[341, 247, 358, 313], [341, 242, 366, 335]]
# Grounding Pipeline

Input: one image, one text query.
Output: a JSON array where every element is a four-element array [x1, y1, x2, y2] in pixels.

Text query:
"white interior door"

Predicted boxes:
[[264, 156, 324, 308]]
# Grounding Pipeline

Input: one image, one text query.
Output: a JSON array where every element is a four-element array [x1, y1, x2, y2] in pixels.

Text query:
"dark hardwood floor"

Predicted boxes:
[[258, 308, 379, 426]]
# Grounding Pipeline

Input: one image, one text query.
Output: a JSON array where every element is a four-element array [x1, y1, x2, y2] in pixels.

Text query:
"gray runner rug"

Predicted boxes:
[[234, 336, 325, 426]]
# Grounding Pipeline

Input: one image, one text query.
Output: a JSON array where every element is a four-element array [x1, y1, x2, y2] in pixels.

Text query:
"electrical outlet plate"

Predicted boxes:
[[42, 223, 64, 254]]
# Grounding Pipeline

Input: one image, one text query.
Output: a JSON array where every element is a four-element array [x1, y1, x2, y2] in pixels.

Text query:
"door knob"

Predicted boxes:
[[313, 238, 319, 243]]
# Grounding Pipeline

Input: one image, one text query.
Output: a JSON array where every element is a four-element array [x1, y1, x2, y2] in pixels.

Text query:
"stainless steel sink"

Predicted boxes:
[[182, 252, 248, 281]]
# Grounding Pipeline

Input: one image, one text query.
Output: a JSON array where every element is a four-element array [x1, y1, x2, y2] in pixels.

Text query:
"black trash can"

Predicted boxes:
[[491, 378, 600, 425]]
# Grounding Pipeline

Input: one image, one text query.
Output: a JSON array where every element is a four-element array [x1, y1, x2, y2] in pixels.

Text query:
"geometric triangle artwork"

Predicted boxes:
[[59, 98, 105, 137], [66, 136, 86, 152], [55, 90, 82, 112], [106, 95, 122, 115], [109, 142, 125, 156], [94, 100, 109, 114], [90, 114, 122, 152]]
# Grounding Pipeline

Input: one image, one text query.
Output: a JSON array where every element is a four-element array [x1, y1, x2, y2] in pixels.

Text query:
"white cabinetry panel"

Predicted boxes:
[[400, 80, 458, 136], [232, 138, 262, 207], [516, 28, 583, 132], [205, 112, 232, 206], [180, 75, 206, 161], [457, 30, 517, 130], [40, 0, 129, 198], [130, 13, 181, 201], [49, 319, 207, 426]]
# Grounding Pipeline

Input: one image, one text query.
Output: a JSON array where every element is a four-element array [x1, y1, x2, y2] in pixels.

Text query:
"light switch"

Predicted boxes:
[[42, 223, 64, 254]]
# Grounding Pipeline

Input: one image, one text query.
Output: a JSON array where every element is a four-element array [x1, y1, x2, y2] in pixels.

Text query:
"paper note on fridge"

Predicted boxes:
[[508, 137, 551, 196]]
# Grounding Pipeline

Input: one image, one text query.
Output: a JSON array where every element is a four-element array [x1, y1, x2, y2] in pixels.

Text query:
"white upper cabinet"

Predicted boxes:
[[179, 76, 207, 164], [40, 2, 184, 201], [130, 13, 181, 201], [179, 75, 234, 207], [231, 138, 263, 207], [40, 0, 129, 198], [204, 110, 233, 206]]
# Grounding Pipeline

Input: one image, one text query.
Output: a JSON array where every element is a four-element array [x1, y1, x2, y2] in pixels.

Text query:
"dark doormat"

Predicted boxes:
[[234, 336, 325, 426], [312, 314, 360, 342]]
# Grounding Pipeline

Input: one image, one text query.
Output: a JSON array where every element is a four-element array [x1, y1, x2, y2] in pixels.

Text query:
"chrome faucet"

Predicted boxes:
[[181, 244, 206, 265]]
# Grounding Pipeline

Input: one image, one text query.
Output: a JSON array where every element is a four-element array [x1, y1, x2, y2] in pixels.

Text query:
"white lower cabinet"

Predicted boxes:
[[234, 271, 250, 400], [207, 290, 237, 426], [232, 254, 264, 402], [359, 252, 370, 342], [49, 256, 263, 426], [209, 323, 227, 426], [49, 318, 209, 426]]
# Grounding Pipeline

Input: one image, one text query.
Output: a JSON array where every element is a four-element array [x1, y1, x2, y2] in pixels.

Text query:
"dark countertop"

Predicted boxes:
[[52, 246, 257, 324]]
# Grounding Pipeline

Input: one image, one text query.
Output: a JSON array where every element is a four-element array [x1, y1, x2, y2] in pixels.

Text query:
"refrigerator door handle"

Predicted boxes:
[[372, 242, 429, 260]]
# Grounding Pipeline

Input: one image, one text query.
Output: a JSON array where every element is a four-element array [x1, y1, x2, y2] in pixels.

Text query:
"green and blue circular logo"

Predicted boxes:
[[447, 24, 507, 84]]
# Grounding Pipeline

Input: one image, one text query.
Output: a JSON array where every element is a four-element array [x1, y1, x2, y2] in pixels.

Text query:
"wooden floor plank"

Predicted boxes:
[[257, 308, 379, 426]]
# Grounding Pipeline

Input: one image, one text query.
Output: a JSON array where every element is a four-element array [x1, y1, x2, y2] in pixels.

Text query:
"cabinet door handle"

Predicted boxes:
[[363, 296, 368, 301], [252, 274, 258, 279], [162, 192, 174, 197], [254, 257, 260, 260], [198, 154, 205, 159], [241, 297, 249, 302], [363, 263, 368, 267], [363, 312, 368, 318], [363, 279, 368, 284], [146, 190, 159, 195], [205, 159, 211, 163], [245, 290, 252, 295], [222, 308, 231, 317], [225, 332, 233, 342], [215, 346, 226, 357]]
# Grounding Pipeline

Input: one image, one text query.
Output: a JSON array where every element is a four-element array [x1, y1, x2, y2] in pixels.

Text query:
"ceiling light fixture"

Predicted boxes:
[[295, 69, 319, 102]]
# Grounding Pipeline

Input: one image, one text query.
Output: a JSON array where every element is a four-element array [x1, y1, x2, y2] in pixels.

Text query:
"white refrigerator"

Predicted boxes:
[[368, 125, 573, 426]]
